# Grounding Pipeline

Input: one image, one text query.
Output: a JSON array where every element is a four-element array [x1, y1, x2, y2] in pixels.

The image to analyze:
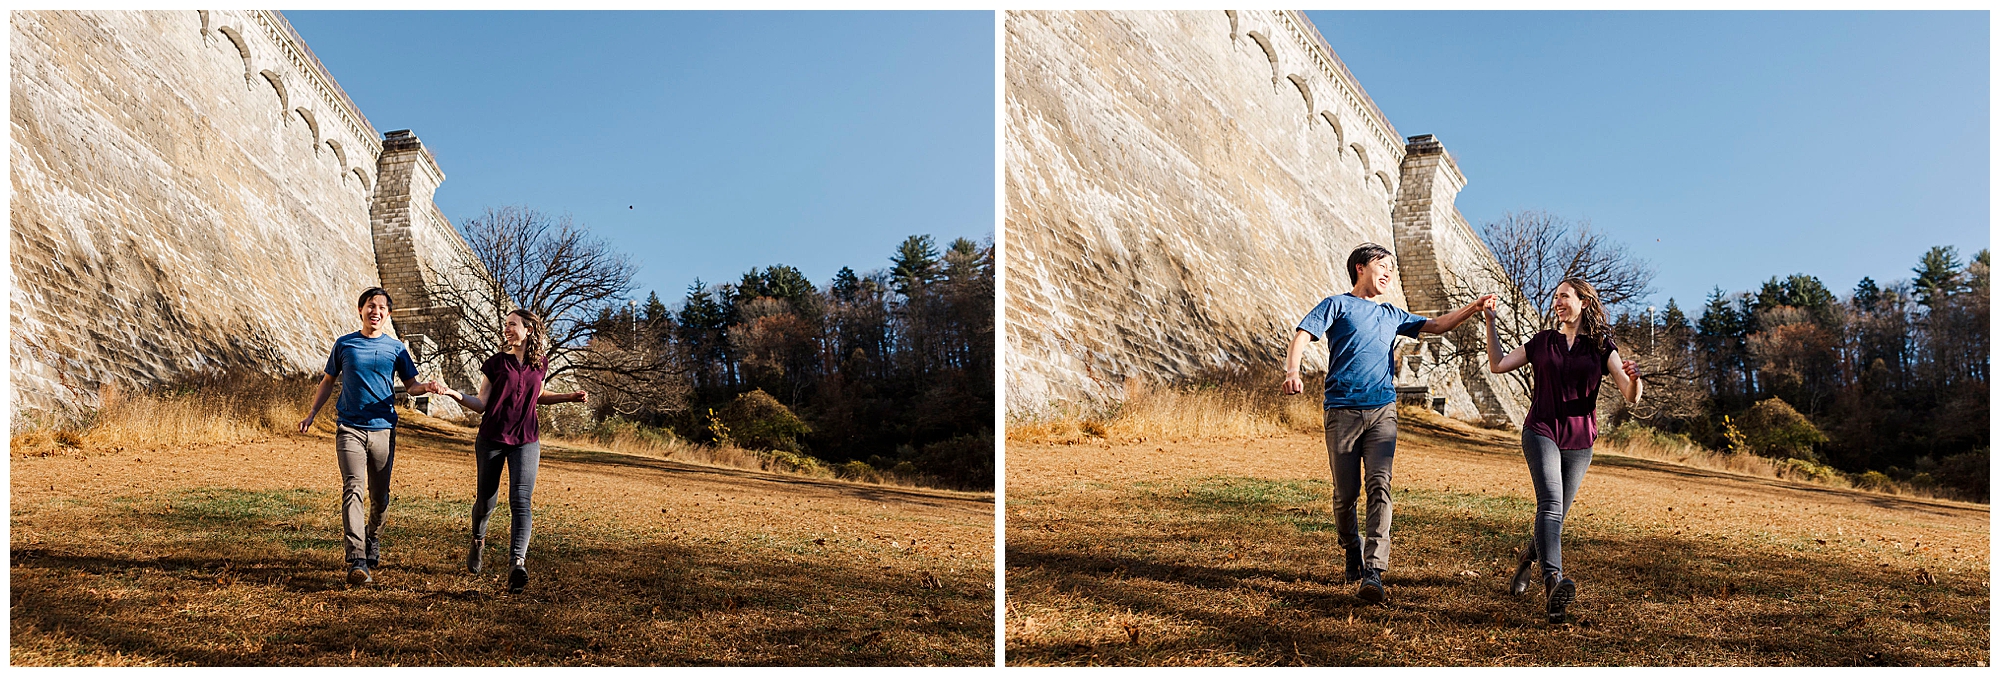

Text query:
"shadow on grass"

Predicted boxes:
[[13, 488, 993, 666], [1006, 477, 1988, 666]]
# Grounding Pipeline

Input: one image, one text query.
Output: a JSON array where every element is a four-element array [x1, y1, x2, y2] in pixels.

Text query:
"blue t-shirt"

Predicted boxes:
[[324, 331, 418, 430], [1296, 293, 1429, 410]]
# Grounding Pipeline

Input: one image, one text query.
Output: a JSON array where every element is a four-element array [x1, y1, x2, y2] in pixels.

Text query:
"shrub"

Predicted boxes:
[[1778, 458, 1848, 487], [1738, 398, 1827, 461], [1853, 471, 1895, 492], [718, 389, 811, 453], [1937, 449, 1988, 502]]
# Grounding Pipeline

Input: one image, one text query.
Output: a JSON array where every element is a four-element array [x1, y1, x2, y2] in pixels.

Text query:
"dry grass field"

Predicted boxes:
[[12, 411, 994, 666], [1005, 408, 1988, 666]]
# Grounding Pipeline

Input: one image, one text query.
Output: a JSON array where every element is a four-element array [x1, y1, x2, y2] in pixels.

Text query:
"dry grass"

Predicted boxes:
[[1007, 371, 1324, 445], [11, 381, 994, 666], [1005, 414, 1989, 666], [1595, 423, 1956, 501]]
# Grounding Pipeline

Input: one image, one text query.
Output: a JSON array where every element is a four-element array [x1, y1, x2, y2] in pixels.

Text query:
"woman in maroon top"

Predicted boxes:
[[438, 309, 587, 593], [1483, 278, 1642, 623]]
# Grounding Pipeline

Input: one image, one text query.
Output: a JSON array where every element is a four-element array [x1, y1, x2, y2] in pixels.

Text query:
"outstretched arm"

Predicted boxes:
[[538, 390, 588, 405], [297, 372, 337, 433], [1281, 329, 1314, 395], [1485, 306, 1530, 374], [440, 376, 493, 413], [1422, 294, 1497, 334], [1606, 349, 1643, 404]]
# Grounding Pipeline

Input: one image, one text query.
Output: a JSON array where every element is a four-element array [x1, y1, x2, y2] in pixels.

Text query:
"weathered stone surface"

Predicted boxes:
[[1005, 10, 1527, 425], [10, 10, 485, 423]]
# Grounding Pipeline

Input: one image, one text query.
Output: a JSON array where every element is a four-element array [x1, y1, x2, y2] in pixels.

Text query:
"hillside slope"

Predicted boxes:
[[11, 416, 995, 666], [1006, 412, 1987, 666]]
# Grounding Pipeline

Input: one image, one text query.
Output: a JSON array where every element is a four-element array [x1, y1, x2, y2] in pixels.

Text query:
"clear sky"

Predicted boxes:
[[1305, 10, 1989, 314], [286, 10, 994, 307]]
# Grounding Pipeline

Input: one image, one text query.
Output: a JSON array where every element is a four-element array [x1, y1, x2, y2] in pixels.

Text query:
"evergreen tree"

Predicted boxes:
[[1913, 245, 1964, 308], [1853, 276, 1881, 311], [890, 234, 942, 296]]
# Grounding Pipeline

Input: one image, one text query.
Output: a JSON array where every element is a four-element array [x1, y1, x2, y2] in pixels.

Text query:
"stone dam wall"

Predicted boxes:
[[1004, 10, 1528, 425], [10, 10, 490, 424]]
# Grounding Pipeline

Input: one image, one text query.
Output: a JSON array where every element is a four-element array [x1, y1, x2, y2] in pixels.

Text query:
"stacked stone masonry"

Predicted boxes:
[[11, 10, 492, 423], [1005, 10, 1529, 426]]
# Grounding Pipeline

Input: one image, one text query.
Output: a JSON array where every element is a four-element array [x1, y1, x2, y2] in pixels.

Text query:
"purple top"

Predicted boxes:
[[1523, 329, 1616, 450], [476, 352, 546, 445]]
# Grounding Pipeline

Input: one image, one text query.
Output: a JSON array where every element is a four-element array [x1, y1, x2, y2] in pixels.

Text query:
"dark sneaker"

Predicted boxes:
[[1547, 576, 1576, 624], [346, 560, 373, 586], [467, 537, 485, 574], [508, 561, 528, 594], [1509, 547, 1537, 596], [1343, 544, 1365, 583], [365, 534, 382, 570], [1357, 568, 1386, 604]]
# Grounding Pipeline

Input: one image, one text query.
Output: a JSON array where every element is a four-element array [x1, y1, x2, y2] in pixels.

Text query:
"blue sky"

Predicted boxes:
[[286, 10, 994, 308], [1305, 10, 1989, 314]]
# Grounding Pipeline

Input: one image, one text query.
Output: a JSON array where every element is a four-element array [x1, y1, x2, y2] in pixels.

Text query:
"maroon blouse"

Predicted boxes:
[[476, 352, 546, 445], [1523, 329, 1616, 450]]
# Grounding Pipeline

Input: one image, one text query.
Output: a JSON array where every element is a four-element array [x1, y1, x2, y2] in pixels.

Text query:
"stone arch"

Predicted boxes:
[[350, 166, 372, 191], [293, 107, 321, 149], [215, 26, 253, 86], [1320, 111, 1346, 154], [1244, 31, 1280, 86], [326, 137, 349, 168], [260, 69, 287, 112], [1287, 74, 1313, 116], [1350, 142, 1370, 174], [197, 10, 210, 38], [1225, 10, 1238, 40], [1375, 170, 1396, 194]]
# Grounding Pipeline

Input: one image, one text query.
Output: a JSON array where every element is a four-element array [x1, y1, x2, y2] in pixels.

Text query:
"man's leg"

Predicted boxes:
[[334, 425, 371, 564], [363, 428, 396, 568], [1323, 407, 1366, 581], [1356, 404, 1399, 572]]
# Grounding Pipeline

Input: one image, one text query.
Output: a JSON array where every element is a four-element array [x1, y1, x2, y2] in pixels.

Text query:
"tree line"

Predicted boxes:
[[1471, 212, 1988, 501]]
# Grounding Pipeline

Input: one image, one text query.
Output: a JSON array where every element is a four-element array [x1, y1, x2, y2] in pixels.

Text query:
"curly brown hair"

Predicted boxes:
[[1552, 277, 1613, 355], [508, 309, 546, 369]]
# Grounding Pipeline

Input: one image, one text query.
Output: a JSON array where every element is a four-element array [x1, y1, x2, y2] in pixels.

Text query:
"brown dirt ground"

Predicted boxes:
[[1005, 411, 1989, 666], [12, 413, 995, 666]]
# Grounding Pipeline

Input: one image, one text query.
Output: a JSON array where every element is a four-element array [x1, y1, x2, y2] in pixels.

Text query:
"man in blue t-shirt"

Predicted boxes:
[[1282, 243, 1491, 604], [298, 287, 443, 587]]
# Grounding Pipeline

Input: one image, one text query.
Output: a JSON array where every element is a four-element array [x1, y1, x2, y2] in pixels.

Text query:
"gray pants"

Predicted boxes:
[[471, 439, 540, 565], [1521, 431, 1592, 580], [335, 424, 396, 563], [1324, 404, 1398, 571]]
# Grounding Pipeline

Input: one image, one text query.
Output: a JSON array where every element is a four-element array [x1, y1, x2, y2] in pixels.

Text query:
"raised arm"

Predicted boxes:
[[1281, 328, 1314, 395], [1422, 294, 1497, 334], [297, 372, 338, 433], [1484, 306, 1530, 374], [1605, 349, 1643, 404]]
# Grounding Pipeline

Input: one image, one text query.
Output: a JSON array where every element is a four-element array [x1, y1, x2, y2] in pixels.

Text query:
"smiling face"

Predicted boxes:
[[1355, 255, 1397, 295], [357, 293, 391, 335], [1552, 282, 1583, 326], [502, 312, 528, 350]]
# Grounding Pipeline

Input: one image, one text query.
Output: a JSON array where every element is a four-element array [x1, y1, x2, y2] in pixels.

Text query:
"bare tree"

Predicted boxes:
[[424, 206, 680, 412]]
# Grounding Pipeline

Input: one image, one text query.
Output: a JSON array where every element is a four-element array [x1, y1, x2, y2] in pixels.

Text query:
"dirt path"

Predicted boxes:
[[12, 416, 995, 666], [1005, 413, 1988, 666]]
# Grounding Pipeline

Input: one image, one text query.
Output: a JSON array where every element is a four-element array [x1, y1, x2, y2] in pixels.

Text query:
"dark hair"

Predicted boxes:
[[508, 308, 546, 369], [356, 287, 393, 310], [1552, 277, 1613, 354], [1346, 243, 1394, 284]]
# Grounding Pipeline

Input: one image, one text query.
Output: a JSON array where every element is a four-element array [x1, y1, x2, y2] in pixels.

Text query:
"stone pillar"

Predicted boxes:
[[368, 130, 469, 416]]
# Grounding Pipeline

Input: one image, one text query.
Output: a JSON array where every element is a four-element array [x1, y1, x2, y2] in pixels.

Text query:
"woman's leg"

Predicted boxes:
[[506, 442, 541, 565], [1521, 432, 1568, 579], [1555, 446, 1594, 563], [470, 439, 506, 541]]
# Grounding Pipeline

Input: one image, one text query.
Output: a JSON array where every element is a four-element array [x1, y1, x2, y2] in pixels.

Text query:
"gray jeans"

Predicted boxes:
[[335, 424, 396, 563], [1324, 404, 1398, 571], [471, 439, 541, 565], [1521, 431, 1592, 580]]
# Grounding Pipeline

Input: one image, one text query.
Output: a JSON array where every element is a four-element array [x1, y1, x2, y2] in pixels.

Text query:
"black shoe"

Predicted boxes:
[[1343, 545, 1364, 583], [1547, 576, 1576, 624], [1509, 547, 1537, 596], [467, 537, 485, 574], [365, 534, 382, 570], [508, 562, 528, 594], [346, 560, 372, 586], [1357, 568, 1386, 604]]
